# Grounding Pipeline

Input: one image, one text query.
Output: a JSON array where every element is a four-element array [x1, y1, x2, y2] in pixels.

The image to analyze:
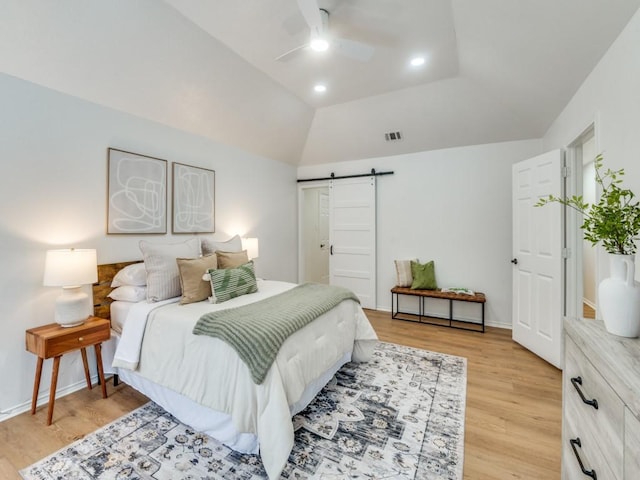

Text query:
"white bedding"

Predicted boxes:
[[109, 300, 134, 334], [111, 280, 378, 479]]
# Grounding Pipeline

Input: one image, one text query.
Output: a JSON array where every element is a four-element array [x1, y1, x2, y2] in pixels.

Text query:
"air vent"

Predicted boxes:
[[384, 131, 402, 141]]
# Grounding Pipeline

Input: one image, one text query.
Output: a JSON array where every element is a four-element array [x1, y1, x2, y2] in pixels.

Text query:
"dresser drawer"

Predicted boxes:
[[625, 408, 640, 480], [564, 336, 624, 479], [26, 318, 110, 358], [563, 417, 618, 480], [45, 325, 110, 357]]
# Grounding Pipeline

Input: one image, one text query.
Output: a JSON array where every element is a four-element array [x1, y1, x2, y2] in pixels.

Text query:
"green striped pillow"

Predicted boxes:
[[207, 261, 257, 303]]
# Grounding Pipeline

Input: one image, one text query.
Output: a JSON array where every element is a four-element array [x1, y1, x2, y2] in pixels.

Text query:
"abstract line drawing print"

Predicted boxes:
[[172, 163, 215, 234], [107, 149, 167, 234]]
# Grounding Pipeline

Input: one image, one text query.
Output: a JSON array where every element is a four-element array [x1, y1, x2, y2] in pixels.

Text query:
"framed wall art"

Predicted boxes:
[[172, 162, 215, 234], [107, 148, 167, 234]]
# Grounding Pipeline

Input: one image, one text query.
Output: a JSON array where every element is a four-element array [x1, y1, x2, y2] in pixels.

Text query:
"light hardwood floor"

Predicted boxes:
[[583, 302, 596, 319], [0, 310, 562, 479]]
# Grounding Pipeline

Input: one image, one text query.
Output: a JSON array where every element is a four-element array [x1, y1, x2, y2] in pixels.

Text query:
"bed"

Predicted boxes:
[[93, 257, 378, 479]]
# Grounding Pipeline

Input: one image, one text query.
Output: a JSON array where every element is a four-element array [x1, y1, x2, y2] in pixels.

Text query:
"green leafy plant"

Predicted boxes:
[[535, 154, 640, 255]]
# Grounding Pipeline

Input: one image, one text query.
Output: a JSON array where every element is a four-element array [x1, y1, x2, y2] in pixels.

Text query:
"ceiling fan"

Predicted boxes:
[[275, 0, 375, 62]]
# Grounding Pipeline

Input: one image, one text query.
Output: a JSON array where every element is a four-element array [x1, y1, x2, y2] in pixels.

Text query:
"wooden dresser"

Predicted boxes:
[[563, 317, 640, 479]]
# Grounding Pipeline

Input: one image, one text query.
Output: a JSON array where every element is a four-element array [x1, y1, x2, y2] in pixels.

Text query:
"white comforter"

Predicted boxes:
[[112, 280, 378, 479]]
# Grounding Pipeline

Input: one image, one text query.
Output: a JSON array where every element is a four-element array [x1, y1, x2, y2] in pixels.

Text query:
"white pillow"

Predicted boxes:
[[201, 234, 242, 256], [139, 238, 200, 302], [108, 285, 147, 302], [111, 262, 147, 287]]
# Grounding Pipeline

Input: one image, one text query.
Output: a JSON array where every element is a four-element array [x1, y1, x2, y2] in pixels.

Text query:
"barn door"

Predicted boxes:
[[329, 176, 377, 309]]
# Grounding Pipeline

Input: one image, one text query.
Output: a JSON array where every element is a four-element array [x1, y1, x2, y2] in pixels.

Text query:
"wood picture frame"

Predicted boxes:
[[107, 148, 167, 234], [172, 162, 215, 234]]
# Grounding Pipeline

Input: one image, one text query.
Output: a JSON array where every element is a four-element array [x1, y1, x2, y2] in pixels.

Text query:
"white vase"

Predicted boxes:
[[598, 254, 640, 338]]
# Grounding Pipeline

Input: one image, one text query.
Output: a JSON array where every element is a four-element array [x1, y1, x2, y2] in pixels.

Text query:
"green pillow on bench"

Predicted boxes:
[[410, 260, 437, 290]]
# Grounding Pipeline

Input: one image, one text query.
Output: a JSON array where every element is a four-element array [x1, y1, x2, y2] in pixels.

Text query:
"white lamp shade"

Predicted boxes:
[[242, 238, 259, 260], [43, 249, 98, 287]]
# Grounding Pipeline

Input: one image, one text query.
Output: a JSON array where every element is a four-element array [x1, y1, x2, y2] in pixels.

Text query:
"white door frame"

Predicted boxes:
[[564, 145, 581, 320], [565, 120, 600, 320], [297, 180, 330, 283]]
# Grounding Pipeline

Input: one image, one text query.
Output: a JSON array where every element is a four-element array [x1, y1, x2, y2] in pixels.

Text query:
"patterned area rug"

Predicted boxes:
[[21, 342, 466, 480]]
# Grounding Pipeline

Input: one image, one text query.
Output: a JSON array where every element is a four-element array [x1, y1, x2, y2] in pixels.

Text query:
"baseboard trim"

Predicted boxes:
[[0, 374, 103, 424]]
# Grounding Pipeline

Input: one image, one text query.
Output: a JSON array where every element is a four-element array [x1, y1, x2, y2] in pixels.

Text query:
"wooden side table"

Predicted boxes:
[[25, 317, 110, 425]]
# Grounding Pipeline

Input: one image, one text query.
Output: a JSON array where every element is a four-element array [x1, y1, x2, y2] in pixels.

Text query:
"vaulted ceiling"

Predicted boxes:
[[166, 0, 640, 164], [2, 1, 639, 166]]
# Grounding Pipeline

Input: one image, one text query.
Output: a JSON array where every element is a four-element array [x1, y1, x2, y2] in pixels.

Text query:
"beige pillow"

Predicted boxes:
[[394, 259, 415, 287], [201, 234, 242, 256], [217, 250, 249, 269], [139, 238, 201, 301], [176, 254, 218, 305]]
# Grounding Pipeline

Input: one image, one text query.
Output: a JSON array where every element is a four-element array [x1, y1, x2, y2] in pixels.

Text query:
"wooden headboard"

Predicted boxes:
[[93, 261, 139, 319]]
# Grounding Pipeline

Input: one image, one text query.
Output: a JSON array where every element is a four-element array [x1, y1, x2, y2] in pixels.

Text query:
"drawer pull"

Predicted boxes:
[[569, 437, 597, 479], [570, 376, 598, 409], [78, 337, 84, 342]]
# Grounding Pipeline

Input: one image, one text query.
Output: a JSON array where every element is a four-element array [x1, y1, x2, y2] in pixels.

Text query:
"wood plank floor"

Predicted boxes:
[[583, 302, 596, 319], [0, 310, 562, 479]]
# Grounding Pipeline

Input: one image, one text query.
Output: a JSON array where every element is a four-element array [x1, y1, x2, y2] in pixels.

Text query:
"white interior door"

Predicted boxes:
[[512, 150, 563, 369], [300, 186, 330, 284], [330, 176, 376, 309]]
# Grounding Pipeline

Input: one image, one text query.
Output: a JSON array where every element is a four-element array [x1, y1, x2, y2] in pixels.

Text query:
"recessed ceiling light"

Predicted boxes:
[[410, 56, 426, 67], [314, 84, 327, 93]]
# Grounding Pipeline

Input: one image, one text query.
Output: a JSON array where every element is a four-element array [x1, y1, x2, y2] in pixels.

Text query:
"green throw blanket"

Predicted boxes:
[[193, 283, 360, 384]]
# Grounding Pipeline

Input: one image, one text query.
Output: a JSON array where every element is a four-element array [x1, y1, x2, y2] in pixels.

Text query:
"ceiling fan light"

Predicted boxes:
[[310, 37, 329, 52]]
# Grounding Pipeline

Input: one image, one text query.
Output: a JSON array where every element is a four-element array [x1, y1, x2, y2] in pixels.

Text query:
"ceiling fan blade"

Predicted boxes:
[[275, 43, 309, 62], [296, 0, 323, 34], [333, 38, 375, 62]]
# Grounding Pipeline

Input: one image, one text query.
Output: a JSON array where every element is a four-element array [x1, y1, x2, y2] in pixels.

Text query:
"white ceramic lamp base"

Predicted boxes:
[[54, 286, 89, 327]]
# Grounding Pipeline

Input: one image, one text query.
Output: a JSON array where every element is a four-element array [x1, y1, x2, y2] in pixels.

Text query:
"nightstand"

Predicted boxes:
[[25, 317, 110, 425]]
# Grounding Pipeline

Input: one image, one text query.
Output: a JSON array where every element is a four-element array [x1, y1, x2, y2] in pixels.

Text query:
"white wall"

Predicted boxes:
[[0, 0, 313, 165], [543, 7, 640, 283], [298, 139, 542, 328], [0, 74, 298, 420]]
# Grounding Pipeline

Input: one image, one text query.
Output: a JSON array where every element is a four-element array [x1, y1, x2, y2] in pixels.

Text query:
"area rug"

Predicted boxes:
[[21, 342, 466, 480]]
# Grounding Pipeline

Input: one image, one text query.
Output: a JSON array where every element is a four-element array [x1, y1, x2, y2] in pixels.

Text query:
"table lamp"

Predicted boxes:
[[43, 248, 98, 327], [242, 237, 259, 260]]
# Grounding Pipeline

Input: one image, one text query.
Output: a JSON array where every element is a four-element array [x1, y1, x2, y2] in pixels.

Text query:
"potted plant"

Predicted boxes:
[[536, 154, 640, 337]]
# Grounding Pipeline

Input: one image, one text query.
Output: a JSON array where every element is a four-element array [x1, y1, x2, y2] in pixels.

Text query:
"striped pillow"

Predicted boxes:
[[139, 238, 201, 301], [394, 259, 415, 287], [208, 261, 257, 303]]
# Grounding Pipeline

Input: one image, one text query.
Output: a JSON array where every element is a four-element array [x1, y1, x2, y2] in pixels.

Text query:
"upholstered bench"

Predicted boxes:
[[390, 286, 486, 333]]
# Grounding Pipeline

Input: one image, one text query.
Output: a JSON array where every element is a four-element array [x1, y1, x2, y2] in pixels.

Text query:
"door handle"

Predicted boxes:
[[330, 245, 333, 255], [511, 258, 518, 265]]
